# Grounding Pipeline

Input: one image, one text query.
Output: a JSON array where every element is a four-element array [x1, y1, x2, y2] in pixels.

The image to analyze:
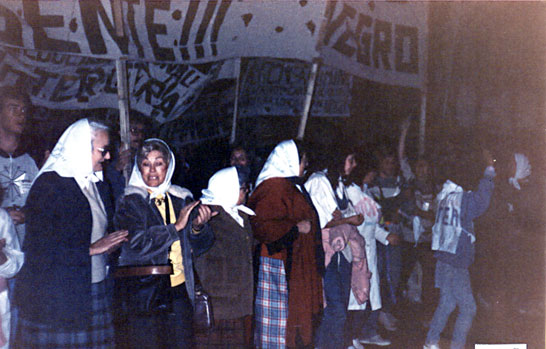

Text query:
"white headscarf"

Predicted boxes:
[[255, 140, 300, 188], [200, 167, 255, 227], [127, 138, 176, 199], [508, 153, 531, 190], [37, 118, 103, 188]]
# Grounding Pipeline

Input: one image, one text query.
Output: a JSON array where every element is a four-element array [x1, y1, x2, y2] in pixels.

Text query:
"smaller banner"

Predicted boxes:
[[0, 48, 217, 123], [239, 58, 352, 117]]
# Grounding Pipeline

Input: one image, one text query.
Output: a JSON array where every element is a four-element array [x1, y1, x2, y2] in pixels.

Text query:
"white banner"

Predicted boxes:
[[318, 1, 427, 88], [240, 58, 352, 117], [0, 49, 216, 123], [0, 0, 325, 63]]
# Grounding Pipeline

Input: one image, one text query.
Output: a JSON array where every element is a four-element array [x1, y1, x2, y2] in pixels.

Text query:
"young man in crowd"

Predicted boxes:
[[0, 85, 38, 346]]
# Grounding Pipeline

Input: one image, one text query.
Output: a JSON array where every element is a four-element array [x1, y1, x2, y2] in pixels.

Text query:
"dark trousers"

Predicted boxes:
[[346, 304, 380, 341], [316, 252, 351, 348], [117, 283, 194, 349], [377, 242, 402, 311]]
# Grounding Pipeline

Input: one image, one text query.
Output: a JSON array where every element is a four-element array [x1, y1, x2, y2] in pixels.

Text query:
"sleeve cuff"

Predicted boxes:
[[484, 166, 496, 178]]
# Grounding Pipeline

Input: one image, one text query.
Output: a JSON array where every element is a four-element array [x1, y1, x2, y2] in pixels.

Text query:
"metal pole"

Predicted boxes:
[[297, 61, 319, 140], [230, 58, 242, 144], [112, 0, 131, 183], [116, 58, 131, 183]]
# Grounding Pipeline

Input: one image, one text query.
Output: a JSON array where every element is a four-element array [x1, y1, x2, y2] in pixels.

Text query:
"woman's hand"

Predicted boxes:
[[332, 209, 342, 221], [192, 204, 218, 232], [175, 200, 201, 231], [89, 230, 129, 256], [346, 214, 364, 226], [386, 233, 400, 246], [296, 220, 311, 234]]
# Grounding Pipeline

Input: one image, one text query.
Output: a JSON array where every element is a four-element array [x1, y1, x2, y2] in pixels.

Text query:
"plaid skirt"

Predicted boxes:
[[254, 257, 288, 349], [17, 280, 114, 348]]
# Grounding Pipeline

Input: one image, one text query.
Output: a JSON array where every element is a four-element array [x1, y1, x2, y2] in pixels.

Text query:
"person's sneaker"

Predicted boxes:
[[359, 334, 391, 346], [423, 342, 440, 349], [378, 311, 398, 331], [351, 339, 364, 349]]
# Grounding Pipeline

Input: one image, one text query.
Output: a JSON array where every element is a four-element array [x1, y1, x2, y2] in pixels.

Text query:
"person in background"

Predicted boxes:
[[247, 140, 323, 348], [194, 166, 255, 347], [423, 149, 495, 349], [113, 138, 215, 348], [230, 144, 258, 190], [14, 118, 129, 348], [0, 86, 38, 248], [230, 145, 250, 168], [305, 149, 367, 349], [368, 147, 406, 331], [0, 86, 38, 347], [346, 153, 398, 348], [475, 152, 535, 320], [103, 114, 148, 202], [397, 118, 438, 305], [0, 186, 24, 349]]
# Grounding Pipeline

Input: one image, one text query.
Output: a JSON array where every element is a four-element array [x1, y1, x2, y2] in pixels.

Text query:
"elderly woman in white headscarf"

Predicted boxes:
[[193, 166, 255, 347], [113, 138, 215, 348], [247, 139, 323, 348], [14, 118, 129, 348]]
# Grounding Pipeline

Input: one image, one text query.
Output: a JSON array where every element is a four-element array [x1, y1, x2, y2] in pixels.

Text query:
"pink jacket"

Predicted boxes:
[[322, 224, 371, 304]]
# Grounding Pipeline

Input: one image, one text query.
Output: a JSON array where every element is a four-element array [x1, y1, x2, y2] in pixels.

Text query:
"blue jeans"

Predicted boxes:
[[426, 261, 476, 349], [317, 252, 351, 349]]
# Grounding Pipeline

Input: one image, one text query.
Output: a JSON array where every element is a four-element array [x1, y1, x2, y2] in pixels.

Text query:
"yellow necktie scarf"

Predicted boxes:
[[153, 193, 185, 287]]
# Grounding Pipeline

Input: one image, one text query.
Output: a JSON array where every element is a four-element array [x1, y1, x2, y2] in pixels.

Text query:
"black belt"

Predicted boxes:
[[113, 265, 173, 278]]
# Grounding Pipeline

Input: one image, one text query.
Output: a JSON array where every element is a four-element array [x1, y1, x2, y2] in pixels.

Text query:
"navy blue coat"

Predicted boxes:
[[15, 172, 113, 329]]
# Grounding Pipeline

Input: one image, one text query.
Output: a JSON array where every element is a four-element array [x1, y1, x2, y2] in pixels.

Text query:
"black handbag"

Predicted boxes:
[[193, 268, 214, 332]]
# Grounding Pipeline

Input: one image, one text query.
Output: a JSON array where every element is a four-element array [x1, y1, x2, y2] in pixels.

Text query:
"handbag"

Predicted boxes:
[[193, 267, 214, 332]]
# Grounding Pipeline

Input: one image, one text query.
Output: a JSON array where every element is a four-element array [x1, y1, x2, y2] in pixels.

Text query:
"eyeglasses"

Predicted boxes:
[[95, 146, 111, 157]]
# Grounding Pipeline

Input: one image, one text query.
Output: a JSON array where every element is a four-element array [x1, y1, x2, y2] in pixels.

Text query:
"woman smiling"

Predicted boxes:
[[113, 138, 215, 348]]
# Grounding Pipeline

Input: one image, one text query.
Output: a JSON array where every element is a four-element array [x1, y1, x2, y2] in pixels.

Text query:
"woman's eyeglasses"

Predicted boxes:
[[96, 146, 111, 157]]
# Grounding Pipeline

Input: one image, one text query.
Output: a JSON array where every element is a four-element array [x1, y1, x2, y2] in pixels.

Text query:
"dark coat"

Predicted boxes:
[[247, 177, 323, 347], [15, 172, 112, 329], [113, 185, 214, 307], [194, 206, 255, 320]]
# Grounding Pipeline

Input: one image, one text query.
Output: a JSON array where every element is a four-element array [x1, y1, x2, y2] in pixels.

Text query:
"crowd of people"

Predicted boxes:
[[0, 84, 538, 349]]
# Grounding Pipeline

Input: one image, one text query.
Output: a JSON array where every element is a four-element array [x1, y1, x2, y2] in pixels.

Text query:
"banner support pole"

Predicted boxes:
[[113, 0, 131, 182], [297, 61, 320, 140], [230, 58, 242, 144], [116, 58, 131, 183]]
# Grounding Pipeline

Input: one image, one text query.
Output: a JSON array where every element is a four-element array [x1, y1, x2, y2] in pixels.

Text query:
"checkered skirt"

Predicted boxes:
[[17, 281, 114, 348], [254, 257, 288, 349]]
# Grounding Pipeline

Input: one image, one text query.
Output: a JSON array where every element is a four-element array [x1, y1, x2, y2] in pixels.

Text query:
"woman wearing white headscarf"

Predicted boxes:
[[15, 118, 129, 348], [194, 166, 255, 347], [113, 138, 215, 348], [247, 140, 323, 348]]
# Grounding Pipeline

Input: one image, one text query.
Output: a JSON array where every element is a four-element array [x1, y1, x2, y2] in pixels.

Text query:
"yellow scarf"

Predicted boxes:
[[153, 193, 185, 287]]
